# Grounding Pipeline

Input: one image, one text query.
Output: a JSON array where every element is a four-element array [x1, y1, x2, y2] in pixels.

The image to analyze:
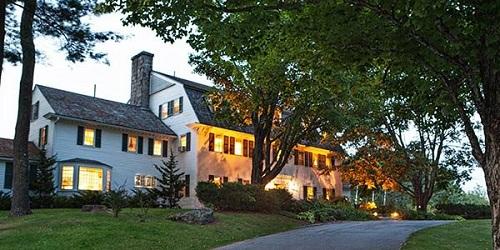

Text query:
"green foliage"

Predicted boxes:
[[153, 151, 185, 208], [195, 182, 293, 213], [103, 187, 128, 218], [431, 184, 490, 206], [30, 149, 56, 208], [395, 208, 463, 221], [295, 200, 373, 223], [435, 204, 491, 220], [0, 191, 11, 210], [72, 191, 104, 206], [129, 188, 157, 222]]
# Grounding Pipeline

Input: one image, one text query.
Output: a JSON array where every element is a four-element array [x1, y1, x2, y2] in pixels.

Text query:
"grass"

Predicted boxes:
[[0, 209, 304, 250], [403, 220, 492, 250]]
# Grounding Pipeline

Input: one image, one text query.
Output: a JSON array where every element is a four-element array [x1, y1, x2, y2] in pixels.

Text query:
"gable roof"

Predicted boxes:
[[154, 72, 342, 152], [0, 138, 40, 161], [37, 85, 176, 136]]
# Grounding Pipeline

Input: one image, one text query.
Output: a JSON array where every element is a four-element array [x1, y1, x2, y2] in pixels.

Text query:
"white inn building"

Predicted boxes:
[[0, 51, 345, 208]]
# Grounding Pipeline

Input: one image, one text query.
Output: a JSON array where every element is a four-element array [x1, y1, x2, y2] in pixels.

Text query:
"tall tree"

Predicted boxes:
[[4, 0, 121, 216], [30, 149, 56, 208], [153, 152, 185, 208]]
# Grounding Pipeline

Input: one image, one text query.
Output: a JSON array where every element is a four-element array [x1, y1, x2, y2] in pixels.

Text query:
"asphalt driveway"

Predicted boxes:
[[217, 220, 451, 250]]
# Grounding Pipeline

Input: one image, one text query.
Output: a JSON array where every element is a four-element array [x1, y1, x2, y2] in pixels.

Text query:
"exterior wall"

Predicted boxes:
[[51, 120, 173, 193], [29, 87, 56, 156], [148, 72, 201, 207], [193, 124, 343, 201]]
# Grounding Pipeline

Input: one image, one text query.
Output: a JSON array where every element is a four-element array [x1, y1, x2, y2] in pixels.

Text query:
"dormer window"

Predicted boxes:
[[160, 97, 183, 119]]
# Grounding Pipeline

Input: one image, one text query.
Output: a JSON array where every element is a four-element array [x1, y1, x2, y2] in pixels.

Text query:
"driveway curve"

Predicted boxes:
[[217, 220, 451, 250]]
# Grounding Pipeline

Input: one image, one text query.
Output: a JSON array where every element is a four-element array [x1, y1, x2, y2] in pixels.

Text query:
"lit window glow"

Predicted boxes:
[[61, 166, 74, 190], [306, 186, 315, 200], [78, 167, 103, 191], [213, 177, 222, 186], [135, 174, 156, 188], [234, 139, 242, 155], [83, 128, 95, 146], [153, 140, 162, 156], [180, 135, 187, 148], [128, 136, 137, 152], [173, 99, 180, 114], [106, 170, 111, 191], [214, 135, 223, 152]]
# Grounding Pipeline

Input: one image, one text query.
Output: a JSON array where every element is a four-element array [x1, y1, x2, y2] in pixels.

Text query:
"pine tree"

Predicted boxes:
[[31, 149, 56, 208], [153, 151, 185, 208]]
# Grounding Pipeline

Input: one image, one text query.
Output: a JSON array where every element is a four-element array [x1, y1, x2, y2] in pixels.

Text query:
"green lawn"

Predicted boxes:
[[0, 209, 303, 250], [403, 220, 492, 250]]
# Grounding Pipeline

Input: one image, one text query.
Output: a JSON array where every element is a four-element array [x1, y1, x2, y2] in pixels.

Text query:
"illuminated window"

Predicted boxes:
[[78, 167, 103, 191], [307, 186, 315, 200], [173, 98, 181, 114], [83, 128, 95, 146], [39, 126, 47, 146], [163, 97, 183, 118], [180, 135, 187, 149], [153, 140, 162, 156], [214, 135, 223, 152], [234, 139, 243, 155], [318, 155, 326, 168], [161, 105, 169, 119], [213, 177, 222, 186], [61, 166, 74, 190], [128, 136, 137, 152], [297, 151, 305, 165], [106, 170, 111, 191], [135, 174, 156, 188]]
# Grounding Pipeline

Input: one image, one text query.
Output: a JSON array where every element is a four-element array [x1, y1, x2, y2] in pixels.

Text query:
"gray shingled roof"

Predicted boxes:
[[155, 73, 342, 152], [37, 85, 176, 136], [0, 138, 40, 161]]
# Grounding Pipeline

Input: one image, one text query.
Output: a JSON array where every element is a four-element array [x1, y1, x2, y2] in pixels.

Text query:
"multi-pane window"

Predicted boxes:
[[83, 128, 95, 146], [234, 139, 243, 155], [135, 174, 156, 188], [153, 139, 162, 156], [39, 126, 48, 146], [180, 134, 187, 151], [160, 97, 183, 119], [78, 167, 103, 191], [214, 135, 223, 152], [128, 136, 137, 152], [61, 166, 74, 190]]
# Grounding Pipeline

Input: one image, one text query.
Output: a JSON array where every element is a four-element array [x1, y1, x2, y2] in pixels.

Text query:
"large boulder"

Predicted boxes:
[[169, 208, 215, 225], [81, 205, 107, 213]]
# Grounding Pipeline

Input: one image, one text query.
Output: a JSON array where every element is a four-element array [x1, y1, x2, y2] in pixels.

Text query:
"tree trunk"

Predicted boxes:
[[0, 0, 6, 85], [10, 0, 36, 217], [483, 123, 500, 249]]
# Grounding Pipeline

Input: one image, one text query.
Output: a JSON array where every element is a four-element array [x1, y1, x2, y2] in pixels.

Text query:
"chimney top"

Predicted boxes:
[[131, 51, 154, 60]]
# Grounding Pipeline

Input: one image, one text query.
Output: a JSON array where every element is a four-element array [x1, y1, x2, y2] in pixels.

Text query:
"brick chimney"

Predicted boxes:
[[130, 51, 154, 107]]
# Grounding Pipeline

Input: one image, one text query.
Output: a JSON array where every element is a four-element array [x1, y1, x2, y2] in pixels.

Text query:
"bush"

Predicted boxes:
[[52, 195, 80, 208], [195, 182, 294, 213], [104, 187, 128, 217], [399, 209, 463, 221], [0, 191, 11, 210], [296, 200, 373, 223], [72, 191, 104, 206], [435, 203, 491, 219]]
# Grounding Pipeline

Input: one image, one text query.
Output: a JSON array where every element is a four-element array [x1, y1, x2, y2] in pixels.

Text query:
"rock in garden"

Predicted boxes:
[[169, 208, 215, 225], [81, 205, 107, 213]]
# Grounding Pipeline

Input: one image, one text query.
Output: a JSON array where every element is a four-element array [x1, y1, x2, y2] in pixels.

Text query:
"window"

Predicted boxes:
[[39, 126, 48, 146], [306, 186, 315, 200], [83, 128, 95, 146], [153, 139, 162, 156], [78, 167, 103, 191], [214, 135, 223, 152], [61, 166, 74, 190], [318, 154, 327, 168], [128, 136, 137, 152], [180, 134, 187, 151], [135, 174, 156, 188], [234, 139, 243, 155], [323, 188, 335, 200], [31, 101, 39, 121], [162, 97, 184, 118], [295, 151, 305, 165]]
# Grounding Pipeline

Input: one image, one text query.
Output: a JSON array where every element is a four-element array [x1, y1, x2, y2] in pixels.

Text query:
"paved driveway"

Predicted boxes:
[[217, 220, 451, 250]]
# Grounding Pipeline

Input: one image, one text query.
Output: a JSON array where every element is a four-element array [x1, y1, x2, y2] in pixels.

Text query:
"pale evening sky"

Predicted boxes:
[[0, 13, 485, 192]]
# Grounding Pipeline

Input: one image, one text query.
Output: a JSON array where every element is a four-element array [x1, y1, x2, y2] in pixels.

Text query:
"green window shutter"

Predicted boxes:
[[162, 140, 169, 157], [148, 138, 154, 155], [137, 136, 143, 154], [4, 162, 13, 189], [95, 129, 102, 148], [167, 101, 173, 117], [184, 175, 190, 197], [122, 134, 128, 152], [158, 104, 163, 118], [38, 128, 42, 147], [186, 132, 191, 151], [223, 136, 229, 154], [44, 125, 49, 146], [179, 97, 183, 113], [208, 133, 214, 151], [77, 126, 84, 145]]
